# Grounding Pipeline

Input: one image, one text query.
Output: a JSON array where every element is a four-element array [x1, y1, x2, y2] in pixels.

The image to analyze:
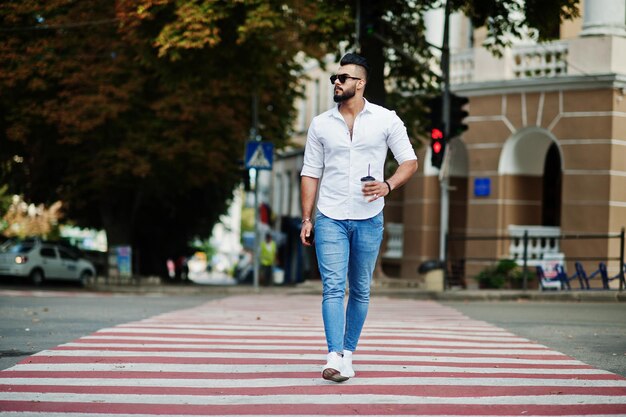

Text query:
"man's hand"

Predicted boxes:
[[300, 176, 319, 246], [362, 180, 391, 202], [300, 221, 314, 246]]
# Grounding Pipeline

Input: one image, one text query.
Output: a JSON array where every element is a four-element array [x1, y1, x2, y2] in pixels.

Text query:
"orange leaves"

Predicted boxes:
[[115, 147, 152, 178], [0, 0, 339, 238], [130, 0, 229, 60], [237, 2, 284, 44], [5, 125, 30, 144], [2, 195, 63, 239], [128, 0, 338, 60]]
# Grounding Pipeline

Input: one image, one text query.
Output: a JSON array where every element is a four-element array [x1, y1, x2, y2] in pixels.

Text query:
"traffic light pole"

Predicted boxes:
[[251, 92, 261, 292], [439, 0, 452, 264], [362, 1, 455, 277]]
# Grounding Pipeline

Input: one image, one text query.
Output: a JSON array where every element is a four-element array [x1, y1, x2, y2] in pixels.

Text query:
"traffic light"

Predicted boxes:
[[359, 2, 382, 39], [450, 94, 469, 137], [238, 159, 251, 191], [426, 95, 445, 169], [430, 126, 445, 169]]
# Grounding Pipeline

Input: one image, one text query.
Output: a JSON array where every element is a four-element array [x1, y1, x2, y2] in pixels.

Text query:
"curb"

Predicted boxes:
[[84, 280, 626, 302]]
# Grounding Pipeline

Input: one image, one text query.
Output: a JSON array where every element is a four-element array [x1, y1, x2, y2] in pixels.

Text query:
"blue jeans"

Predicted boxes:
[[314, 211, 384, 353]]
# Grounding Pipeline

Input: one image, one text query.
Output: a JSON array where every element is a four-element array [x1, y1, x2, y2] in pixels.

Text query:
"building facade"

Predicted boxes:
[[273, 0, 626, 288]]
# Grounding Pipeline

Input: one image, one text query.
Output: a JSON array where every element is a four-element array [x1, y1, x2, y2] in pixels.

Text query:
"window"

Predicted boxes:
[[40, 247, 56, 258], [59, 247, 78, 261], [1, 240, 35, 254]]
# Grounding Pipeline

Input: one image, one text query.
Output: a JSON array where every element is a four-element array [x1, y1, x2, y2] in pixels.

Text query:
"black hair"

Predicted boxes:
[[340, 53, 369, 79]]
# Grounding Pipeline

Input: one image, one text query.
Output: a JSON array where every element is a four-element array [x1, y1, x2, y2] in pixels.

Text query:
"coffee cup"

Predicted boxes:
[[360, 175, 375, 202]]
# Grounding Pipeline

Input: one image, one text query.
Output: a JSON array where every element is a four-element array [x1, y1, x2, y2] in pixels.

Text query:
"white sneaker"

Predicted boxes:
[[322, 352, 349, 382], [341, 350, 355, 378]]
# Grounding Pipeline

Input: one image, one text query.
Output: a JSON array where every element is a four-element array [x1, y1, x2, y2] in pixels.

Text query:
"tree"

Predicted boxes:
[[0, 0, 580, 276], [351, 0, 579, 136], [1, 195, 62, 239], [0, 0, 347, 275]]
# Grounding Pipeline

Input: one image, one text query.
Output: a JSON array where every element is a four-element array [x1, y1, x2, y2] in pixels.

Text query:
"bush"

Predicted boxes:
[[476, 259, 533, 289]]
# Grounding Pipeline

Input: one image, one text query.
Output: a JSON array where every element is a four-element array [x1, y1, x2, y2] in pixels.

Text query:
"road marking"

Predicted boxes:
[[1, 295, 625, 416]]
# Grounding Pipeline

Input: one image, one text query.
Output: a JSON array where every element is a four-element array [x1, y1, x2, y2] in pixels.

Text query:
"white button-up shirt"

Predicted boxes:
[[301, 99, 417, 220]]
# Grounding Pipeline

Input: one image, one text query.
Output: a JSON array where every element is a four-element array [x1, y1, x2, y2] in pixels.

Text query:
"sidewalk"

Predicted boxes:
[[88, 275, 626, 302]]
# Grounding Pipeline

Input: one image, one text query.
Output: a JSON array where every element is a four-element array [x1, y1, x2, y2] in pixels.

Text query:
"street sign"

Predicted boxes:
[[474, 177, 491, 197], [245, 141, 273, 170]]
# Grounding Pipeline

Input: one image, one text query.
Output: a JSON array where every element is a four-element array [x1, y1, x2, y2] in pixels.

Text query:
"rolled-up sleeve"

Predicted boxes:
[[301, 119, 324, 178], [386, 112, 418, 164]]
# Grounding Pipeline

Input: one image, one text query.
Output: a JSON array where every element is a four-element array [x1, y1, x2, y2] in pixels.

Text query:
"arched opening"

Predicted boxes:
[[542, 143, 562, 226], [494, 128, 565, 272], [498, 127, 563, 228]]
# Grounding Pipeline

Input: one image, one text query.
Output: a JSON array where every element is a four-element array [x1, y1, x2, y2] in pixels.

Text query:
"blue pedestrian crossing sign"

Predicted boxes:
[[245, 141, 273, 170]]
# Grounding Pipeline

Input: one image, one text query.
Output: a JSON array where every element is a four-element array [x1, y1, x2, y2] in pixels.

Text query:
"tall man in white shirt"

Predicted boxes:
[[300, 53, 418, 382]]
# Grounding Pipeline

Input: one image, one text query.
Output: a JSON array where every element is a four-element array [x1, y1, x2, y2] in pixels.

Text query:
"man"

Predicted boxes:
[[300, 53, 418, 382]]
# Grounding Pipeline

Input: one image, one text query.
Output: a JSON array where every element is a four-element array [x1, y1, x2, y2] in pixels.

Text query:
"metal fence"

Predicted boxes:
[[446, 227, 625, 291]]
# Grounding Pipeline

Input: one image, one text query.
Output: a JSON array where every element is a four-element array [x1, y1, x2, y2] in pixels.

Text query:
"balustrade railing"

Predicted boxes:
[[450, 41, 569, 85], [450, 49, 474, 85], [508, 225, 562, 264], [512, 41, 568, 79]]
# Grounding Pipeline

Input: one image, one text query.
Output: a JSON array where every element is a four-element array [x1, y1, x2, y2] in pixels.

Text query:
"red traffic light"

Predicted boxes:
[[431, 128, 443, 140], [432, 141, 442, 154]]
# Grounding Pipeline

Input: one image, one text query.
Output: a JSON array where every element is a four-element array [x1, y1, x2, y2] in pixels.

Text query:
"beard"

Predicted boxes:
[[333, 86, 356, 102]]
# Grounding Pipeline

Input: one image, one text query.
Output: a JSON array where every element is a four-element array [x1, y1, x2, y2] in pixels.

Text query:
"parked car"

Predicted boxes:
[[0, 238, 96, 286]]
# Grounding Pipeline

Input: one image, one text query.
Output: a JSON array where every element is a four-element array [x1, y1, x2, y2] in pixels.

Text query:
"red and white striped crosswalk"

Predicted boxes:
[[1, 295, 625, 416]]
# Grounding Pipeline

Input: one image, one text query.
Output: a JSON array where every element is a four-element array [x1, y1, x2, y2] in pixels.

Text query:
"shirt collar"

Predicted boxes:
[[330, 98, 371, 119]]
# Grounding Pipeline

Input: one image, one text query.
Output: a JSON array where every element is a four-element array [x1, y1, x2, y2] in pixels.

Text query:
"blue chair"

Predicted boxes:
[[589, 262, 626, 290], [588, 262, 610, 290], [536, 265, 566, 290], [557, 262, 587, 290], [574, 262, 590, 289], [577, 262, 624, 290], [554, 264, 572, 290]]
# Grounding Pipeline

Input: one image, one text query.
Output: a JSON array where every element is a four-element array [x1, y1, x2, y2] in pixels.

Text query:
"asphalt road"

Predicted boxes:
[[4, 293, 625, 416], [0, 290, 213, 371], [1, 288, 625, 379], [442, 300, 626, 377]]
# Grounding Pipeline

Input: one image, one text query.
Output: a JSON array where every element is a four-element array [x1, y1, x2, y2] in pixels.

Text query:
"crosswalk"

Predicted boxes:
[[1, 294, 625, 416]]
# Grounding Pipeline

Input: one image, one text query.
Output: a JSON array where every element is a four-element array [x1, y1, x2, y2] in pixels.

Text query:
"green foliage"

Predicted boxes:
[[0, 185, 11, 215], [240, 207, 255, 234], [454, 0, 580, 55], [345, 0, 580, 143], [476, 265, 506, 289], [0, 185, 11, 234], [190, 237, 216, 261], [0, 0, 348, 274], [476, 259, 533, 289], [0, 0, 581, 274]]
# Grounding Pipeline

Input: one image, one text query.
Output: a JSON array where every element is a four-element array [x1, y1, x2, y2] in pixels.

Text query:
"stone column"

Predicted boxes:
[[581, 0, 626, 37]]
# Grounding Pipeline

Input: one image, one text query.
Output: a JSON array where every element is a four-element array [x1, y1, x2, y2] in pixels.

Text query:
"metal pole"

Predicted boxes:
[[443, 232, 449, 289], [252, 93, 260, 292], [522, 230, 529, 290], [619, 227, 626, 291], [439, 0, 451, 261], [355, 0, 361, 52]]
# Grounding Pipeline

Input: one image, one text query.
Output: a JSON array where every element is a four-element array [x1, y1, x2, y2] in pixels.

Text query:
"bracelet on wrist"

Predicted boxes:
[[384, 180, 392, 194], [302, 218, 312, 224]]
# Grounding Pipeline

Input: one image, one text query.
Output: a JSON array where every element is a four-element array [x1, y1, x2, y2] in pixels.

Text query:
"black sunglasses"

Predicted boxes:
[[330, 74, 361, 84]]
